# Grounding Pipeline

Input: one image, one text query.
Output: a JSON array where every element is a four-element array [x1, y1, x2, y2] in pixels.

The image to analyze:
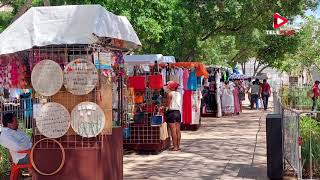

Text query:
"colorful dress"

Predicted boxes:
[[221, 85, 234, 114], [233, 85, 240, 114]]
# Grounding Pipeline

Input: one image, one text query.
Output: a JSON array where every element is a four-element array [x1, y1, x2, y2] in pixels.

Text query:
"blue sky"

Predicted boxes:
[[305, 3, 320, 18], [293, 4, 320, 25]]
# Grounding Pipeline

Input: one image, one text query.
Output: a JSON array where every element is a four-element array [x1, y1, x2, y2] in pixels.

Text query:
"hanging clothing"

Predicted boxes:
[[191, 90, 201, 124], [187, 68, 197, 91], [174, 68, 184, 88], [183, 69, 189, 90], [182, 90, 192, 124], [221, 85, 234, 114], [197, 76, 202, 88], [161, 68, 167, 84], [233, 86, 240, 114], [215, 71, 222, 117]]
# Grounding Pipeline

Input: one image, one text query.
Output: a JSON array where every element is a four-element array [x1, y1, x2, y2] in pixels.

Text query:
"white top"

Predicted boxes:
[[0, 127, 32, 164], [169, 91, 182, 111]]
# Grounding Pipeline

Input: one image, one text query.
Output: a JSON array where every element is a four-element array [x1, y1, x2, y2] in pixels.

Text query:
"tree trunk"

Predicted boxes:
[[11, 0, 33, 24], [0, 0, 12, 8], [253, 61, 263, 77], [241, 62, 246, 74], [43, 0, 50, 6], [256, 65, 269, 76]]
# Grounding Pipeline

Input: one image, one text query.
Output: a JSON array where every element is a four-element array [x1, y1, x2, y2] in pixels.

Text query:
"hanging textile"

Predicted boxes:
[[233, 85, 240, 114], [215, 71, 222, 117], [183, 69, 189, 90], [187, 68, 197, 91], [182, 90, 192, 124], [197, 76, 202, 88], [191, 90, 201, 124], [169, 62, 209, 78], [221, 85, 234, 114], [161, 68, 167, 84]]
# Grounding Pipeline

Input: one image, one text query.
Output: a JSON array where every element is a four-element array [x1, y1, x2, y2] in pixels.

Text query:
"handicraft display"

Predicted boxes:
[[31, 59, 64, 96], [64, 59, 99, 95]]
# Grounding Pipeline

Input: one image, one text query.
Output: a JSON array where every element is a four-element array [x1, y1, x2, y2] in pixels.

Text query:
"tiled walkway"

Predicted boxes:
[[124, 109, 268, 180]]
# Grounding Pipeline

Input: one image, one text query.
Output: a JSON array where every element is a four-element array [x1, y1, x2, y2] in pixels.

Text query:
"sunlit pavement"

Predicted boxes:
[[124, 107, 269, 180]]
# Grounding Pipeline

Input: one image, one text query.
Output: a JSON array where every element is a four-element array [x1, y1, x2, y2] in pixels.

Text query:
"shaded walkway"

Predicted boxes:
[[124, 110, 268, 180]]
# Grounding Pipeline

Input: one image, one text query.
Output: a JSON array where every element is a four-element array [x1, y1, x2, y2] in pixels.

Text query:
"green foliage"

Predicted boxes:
[[0, 145, 10, 178], [280, 86, 314, 109], [300, 116, 320, 177], [0, 0, 317, 66], [0, 11, 12, 32], [280, 17, 320, 74]]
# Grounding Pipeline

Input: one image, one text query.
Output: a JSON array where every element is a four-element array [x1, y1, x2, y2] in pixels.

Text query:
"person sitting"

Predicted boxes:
[[0, 113, 32, 165]]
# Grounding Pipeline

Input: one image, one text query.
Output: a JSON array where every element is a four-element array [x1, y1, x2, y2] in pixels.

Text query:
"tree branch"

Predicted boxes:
[[256, 64, 270, 76], [11, 0, 33, 24], [201, 26, 226, 41], [253, 60, 264, 76], [241, 62, 246, 74], [0, 0, 12, 8], [43, 0, 50, 6]]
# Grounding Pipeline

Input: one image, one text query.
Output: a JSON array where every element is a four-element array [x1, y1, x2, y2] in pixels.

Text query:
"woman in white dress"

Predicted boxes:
[[221, 81, 234, 115]]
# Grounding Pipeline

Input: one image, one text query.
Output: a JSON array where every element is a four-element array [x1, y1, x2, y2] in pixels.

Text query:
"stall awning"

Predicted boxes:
[[170, 62, 209, 78], [0, 5, 141, 55], [124, 54, 176, 65]]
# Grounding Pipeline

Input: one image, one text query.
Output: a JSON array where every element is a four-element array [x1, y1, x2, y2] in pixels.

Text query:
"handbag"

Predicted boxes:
[[145, 103, 156, 113], [307, 89, 314, 99], [150, 106, 163, 126], [160, 122, 169, 140], [134, 92, 144, 104], [148, 75, 163, 90], [128, 76, 146, 90], [134, 110, 148, 124]]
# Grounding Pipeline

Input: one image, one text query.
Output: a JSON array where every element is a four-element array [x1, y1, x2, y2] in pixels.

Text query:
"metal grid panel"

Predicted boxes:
[[29, 45, 117, 150], [123, 67, 164, 145]]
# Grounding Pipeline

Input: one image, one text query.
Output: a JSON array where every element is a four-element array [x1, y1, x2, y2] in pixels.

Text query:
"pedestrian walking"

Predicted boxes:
[[311, 80, 320, 111], [260, 79, 271, 110], [250, 80, 260, 110]]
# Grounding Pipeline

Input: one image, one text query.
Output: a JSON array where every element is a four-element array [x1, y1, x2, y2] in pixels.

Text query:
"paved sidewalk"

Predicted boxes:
[[124, 109, 269, 180]]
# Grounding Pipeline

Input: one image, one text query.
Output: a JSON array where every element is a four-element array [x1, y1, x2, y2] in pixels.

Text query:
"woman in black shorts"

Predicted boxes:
[[165, 81, 182, 151]]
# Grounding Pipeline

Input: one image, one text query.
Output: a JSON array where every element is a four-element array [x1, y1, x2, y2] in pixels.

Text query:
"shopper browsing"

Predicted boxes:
[[164, 81, 182, 151], [0, 113, 32, 164]]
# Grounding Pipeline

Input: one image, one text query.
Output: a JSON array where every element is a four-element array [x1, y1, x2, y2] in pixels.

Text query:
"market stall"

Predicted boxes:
[[122, 54, 175, 152], [0, 5, 141, 180], [161, 62, 208, 131], [201, 66, 223, 118]]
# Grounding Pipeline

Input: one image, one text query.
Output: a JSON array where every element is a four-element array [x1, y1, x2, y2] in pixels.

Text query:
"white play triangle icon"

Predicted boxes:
[[277, 18, 284, 25], [273, 13, 288, 29]]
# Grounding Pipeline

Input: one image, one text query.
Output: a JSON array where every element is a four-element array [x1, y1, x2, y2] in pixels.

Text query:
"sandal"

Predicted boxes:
[[169, 148, 179, 151]]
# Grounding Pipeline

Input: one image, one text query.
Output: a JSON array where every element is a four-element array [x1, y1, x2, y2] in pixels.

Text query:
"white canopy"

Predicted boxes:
[[0, 5, 141, 55], [124, 54, 175, 65], [162, 56, 176, 63]]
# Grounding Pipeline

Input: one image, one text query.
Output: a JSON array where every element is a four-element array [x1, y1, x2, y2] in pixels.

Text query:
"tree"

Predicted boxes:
[[181, 0, 317, 66], [0, 0, 317, 67], [279, 17, 320, 76]]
